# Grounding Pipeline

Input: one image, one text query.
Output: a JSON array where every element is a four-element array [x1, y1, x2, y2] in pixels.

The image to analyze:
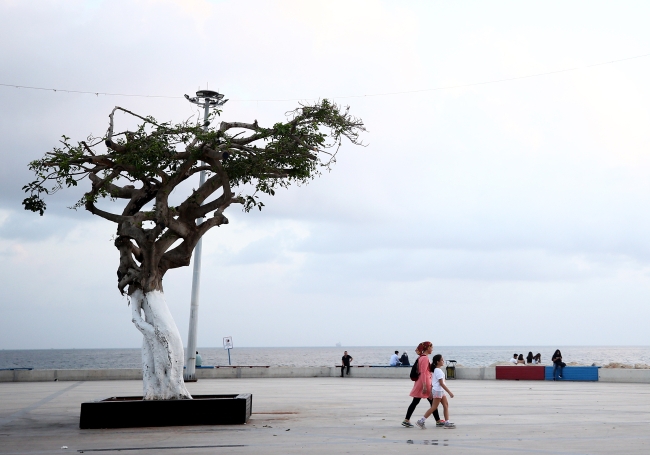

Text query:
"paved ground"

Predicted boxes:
[[0, 377, 649, 454]]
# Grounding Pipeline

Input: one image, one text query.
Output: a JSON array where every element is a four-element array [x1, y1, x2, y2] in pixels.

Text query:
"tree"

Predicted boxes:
[[23, 100, 365, 399]]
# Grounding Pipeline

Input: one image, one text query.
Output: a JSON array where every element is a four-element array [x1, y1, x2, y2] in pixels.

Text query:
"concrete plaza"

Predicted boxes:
[[0, 377, 649, 454]]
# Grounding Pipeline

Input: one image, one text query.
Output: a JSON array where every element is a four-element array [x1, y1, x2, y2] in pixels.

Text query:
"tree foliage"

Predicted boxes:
[[23, 100, 365, 294]]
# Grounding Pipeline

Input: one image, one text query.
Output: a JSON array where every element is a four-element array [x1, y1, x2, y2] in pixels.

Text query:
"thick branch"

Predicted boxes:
[[85, 200, 129, 223], [89, 173, 135, 199]]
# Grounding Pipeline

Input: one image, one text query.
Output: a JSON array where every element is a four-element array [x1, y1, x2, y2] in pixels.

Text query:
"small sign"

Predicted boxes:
[[223, 336, 233, 350]]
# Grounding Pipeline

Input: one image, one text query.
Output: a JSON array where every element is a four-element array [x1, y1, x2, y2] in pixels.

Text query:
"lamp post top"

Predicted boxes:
[[184, 90, 227, 107], [195, 89, 224, 99]]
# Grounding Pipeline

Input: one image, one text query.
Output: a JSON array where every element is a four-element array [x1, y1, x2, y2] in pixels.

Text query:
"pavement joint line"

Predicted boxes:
[[70, 439, 595, 454], [406, 441, 593, 455], [76, 444, 247, 452], [0, 382, 84, 428]]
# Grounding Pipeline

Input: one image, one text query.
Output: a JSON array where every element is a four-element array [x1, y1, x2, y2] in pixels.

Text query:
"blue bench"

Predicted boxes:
[[544, 366, 599, 381]]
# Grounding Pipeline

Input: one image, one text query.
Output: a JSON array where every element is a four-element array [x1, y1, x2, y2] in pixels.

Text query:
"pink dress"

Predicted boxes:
[[409, 354, 432, 398]]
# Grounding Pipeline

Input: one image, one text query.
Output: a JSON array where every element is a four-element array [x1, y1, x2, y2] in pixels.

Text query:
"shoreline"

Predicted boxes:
[[2, 365, 650, 383], [3, 346, 650, 371]]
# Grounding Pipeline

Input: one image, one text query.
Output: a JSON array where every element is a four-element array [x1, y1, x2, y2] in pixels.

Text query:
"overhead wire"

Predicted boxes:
[[1, 52, 649, 102]]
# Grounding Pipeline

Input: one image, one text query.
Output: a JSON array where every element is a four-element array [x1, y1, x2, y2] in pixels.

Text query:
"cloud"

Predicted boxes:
[[2, 0, 650, 348]]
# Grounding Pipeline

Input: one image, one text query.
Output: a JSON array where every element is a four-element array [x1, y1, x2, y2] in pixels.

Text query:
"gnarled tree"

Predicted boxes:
[[23, 100, 364, 399]]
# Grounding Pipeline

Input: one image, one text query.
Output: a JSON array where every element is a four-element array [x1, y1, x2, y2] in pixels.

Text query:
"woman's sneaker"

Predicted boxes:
[[436, 420, 446, 427], [402, 420, 414, 428], [443, 421, 455, 429], [415, 419, 426, 429]]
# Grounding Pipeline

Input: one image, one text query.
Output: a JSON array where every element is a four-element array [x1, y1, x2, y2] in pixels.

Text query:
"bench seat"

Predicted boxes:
[[496, 365, 545, 380], [544, 366, 599, 381]]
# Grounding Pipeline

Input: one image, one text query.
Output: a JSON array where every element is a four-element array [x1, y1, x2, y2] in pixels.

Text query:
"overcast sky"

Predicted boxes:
[[1, 0, 650, 349]]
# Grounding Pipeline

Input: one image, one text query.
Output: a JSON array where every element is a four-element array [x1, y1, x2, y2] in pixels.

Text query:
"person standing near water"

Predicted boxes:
[[402, 342, 443, 428], [341, 351, 353, 377], [552, 349, 564, 380]]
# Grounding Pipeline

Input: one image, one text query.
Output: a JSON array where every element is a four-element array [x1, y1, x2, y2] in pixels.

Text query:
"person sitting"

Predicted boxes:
[[195, 351, 203, 367], [526, 351, 534, 364], [533, 353, 542, 364], [399, 352, 410, 366], [509, 353, 518, 364], [389, 351, 402, 366], [517, 354, 526, 365]]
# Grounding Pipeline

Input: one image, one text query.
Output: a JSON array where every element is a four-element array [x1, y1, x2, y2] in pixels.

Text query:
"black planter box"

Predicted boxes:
[[80, 394, 252, 429]]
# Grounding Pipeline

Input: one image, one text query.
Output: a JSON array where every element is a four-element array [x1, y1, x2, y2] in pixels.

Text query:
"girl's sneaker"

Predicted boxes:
[[415, 418, 426, 429], [443, 421, 455, 429], [435, 420, 446, 427], [402, 420, 414, 428]]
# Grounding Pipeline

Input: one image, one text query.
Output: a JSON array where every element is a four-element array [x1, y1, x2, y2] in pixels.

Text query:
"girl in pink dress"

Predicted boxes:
[[401, 341, 442, 428]]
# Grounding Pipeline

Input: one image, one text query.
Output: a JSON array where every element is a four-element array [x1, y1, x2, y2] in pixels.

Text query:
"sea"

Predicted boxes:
[[1, 346, 649, 370]]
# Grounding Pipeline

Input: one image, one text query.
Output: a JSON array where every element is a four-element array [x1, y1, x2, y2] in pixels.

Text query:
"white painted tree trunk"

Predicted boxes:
[[130, 289, 192, 400]]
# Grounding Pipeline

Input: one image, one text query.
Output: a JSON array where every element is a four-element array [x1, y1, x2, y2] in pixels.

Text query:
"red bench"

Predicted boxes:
[[496, 365, 545, 380]]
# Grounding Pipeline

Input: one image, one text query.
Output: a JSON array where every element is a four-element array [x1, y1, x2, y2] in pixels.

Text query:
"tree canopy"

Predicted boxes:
[[23, 100, 365, 294]]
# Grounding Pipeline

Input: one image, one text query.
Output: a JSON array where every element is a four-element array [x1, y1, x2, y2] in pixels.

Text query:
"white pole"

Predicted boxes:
[[184, 101, 211, 382]]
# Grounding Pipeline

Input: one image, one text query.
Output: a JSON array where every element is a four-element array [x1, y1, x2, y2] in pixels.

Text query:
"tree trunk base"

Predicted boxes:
[[131, 289, 191, 400]]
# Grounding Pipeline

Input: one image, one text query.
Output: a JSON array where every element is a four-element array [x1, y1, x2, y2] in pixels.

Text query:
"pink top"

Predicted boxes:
[[409, 354, 432, 398]]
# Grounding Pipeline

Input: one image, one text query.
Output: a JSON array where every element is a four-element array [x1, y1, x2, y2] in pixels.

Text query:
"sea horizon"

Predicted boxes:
[[2, 345, 649, 370]]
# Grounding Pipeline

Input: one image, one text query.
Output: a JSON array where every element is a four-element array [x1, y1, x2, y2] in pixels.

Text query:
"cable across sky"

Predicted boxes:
[[1, 52, 649, 102]]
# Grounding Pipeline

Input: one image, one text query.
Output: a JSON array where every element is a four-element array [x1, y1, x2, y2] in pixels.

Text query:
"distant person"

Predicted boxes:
[[417, 354, 455, 429], [402, 342, 443, 428], [390, 351, 401, 366], [533, 353, 542, 364], [552, 349, 565, 380], [517, 354, 526, 365], [400, 352, 410, 366], [510, 353, 518, 364], [341, 351, 353, 377], [526, 352, 534, 364], [194, 351, 203, 367]]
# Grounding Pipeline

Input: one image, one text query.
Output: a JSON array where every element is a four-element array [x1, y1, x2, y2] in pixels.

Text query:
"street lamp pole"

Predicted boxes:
[[183, 89, 227, 382]]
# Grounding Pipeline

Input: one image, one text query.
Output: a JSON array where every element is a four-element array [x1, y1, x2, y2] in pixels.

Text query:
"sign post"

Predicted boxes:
[[223, 336, 233, 365]]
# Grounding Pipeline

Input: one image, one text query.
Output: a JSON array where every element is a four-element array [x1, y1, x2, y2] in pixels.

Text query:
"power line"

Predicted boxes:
[[1, 52, 649, 102], [0, 83, 182, 99]]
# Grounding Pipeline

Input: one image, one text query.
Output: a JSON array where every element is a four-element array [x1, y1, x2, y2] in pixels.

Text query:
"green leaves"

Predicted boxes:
[[224, 99, 364, 210], [22, 100, 364, 218], [22, 194, 46, 216]]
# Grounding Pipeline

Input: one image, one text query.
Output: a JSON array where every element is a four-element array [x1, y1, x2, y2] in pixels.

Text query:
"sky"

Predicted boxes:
[[1, 0, 650, 349]]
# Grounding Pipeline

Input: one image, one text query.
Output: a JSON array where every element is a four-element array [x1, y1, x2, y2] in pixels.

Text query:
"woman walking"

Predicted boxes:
[[402, 342, 443, 428]]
